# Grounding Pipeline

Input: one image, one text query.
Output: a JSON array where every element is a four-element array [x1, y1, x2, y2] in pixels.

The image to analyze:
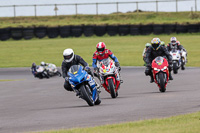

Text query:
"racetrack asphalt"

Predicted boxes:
[[0, 67, 200, 133]]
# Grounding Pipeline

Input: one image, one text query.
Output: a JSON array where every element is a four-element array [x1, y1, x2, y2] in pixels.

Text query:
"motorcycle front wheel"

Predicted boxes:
[[56, 71, 62, 77], [173, 62, 178, 74], [158, 72, 166, 93], [80, 84, 94, 106], [107, 78, 117, 98]]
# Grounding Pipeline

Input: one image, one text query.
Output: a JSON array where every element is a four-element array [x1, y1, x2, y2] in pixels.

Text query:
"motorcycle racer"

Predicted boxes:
[[160, 41, 166, 47], [62, 48, 99, 94], [167, 37, 184, 51], [145, 38, 173, 83], [167, 37, 187, 70], [92, 42, 121, 84], [31, 63, 37, 77], [142, 43, 151, 66]]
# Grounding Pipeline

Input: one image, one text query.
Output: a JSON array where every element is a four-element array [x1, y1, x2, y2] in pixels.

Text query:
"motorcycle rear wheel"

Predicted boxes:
[[108, 78, 117, 98], [158, 72, 166, 92], [80, 84, 94, 106]]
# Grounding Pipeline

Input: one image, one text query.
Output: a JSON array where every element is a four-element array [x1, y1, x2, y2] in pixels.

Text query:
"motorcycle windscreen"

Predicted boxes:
[[155, 56, 164, 66], [68, 65, 82, 75], [101, 58, 111, 67]]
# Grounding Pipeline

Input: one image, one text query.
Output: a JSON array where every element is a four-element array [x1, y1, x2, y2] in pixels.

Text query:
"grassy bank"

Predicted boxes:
[[36, 111, 200, 133], [0, 34, 200, 67], [0, 12, 200, 28]]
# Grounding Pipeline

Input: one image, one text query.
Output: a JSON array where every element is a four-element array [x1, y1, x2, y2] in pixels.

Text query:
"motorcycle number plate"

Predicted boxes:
[[103, 69, 107, 73]]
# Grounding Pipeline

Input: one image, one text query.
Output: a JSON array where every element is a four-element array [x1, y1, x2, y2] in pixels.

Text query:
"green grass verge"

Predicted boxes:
[[36, 111, 200, 133], [0, 12, 200, 28], [0, 34, 200, 68], [0, 79, 14, 82]]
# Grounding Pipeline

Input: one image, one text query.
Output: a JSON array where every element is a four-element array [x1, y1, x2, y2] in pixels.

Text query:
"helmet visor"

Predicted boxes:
[[171, 41, 176, 45], [152, 44, 159, 49], [97, 47, 105, 52], [64, 53, 73, 60]]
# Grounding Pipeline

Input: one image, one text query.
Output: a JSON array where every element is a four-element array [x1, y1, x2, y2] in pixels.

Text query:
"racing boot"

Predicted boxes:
[[150, 74, 154, 83], [95, 80, 101, 93], [74, 90, 80, 97], [181, 64, 185, 70], [181, 65, 185, 70], [169, 72, 173, 80]]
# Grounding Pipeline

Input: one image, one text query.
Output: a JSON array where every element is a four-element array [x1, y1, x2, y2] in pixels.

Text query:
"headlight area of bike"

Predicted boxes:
[[69, 74, 86, 87], [100, 67, 114, 75], [153, 66, 168, 72]]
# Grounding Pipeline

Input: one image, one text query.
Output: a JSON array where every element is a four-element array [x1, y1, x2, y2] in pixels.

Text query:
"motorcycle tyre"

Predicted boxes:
[[108, 78, 117, 98], [173, 62, 178, 74], [181, 57, 185, 70], [45, 73, 50, 79], [158, 72, 166, 93], [80, 84, 94, 106], [95, 97, 101, 105], [56, 71, 62, 77], [37, 73, 43, 79]]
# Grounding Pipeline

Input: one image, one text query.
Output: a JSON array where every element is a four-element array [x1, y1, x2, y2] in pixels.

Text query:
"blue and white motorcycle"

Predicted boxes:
[[68, 65, 101, 106]]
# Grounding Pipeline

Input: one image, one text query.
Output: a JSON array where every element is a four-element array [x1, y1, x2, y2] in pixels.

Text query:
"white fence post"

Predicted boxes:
[[13, 5, 16, 18]]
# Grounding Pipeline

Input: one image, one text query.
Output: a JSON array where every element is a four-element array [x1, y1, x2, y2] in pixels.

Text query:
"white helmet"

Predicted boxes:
[[63, 48, 74, 62], [170, 37, 177, 45], [41, 61, 46, 66]]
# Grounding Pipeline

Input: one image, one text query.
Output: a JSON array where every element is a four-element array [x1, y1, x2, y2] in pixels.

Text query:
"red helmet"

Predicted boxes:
[[96, 42, 106, 55]]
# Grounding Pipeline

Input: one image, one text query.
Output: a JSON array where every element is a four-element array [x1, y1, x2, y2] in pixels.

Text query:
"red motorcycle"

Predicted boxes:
[[96, 58, 121, 98], [152, 56, 169, 92]]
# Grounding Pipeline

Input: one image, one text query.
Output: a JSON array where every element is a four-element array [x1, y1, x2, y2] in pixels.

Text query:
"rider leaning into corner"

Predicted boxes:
[[145, 38, 173, 83], [92, 42, 122, 85], [31, 63, 37, 77], [61, 48, 99, 94], [167, 37, 187, 70]]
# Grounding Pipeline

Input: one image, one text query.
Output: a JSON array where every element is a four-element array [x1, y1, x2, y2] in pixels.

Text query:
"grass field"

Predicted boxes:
[[0, 34, 200, 68], [0, 12, 200, 28], [36, 111, 200, 133]]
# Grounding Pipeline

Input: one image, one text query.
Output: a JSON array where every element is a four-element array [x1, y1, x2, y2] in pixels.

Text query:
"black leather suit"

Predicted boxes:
[[167, 43, 184, 52]]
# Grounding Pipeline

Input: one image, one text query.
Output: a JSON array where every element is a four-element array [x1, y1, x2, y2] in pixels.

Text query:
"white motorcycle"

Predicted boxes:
[[170, 49, 182, 74], [36, 66, 50, 79], [45, 63, 62, 77]]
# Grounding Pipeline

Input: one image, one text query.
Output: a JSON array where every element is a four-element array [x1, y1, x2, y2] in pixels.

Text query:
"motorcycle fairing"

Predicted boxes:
[[68, 65, 97, 101], [152, 56, 169, 88]]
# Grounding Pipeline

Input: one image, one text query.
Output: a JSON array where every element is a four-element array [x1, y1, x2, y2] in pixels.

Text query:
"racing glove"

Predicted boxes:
[[65, 77, 69, 82], [115, 62, 120, 67], [84, 66, 91, 71], [115, 62, 121, 71], [94, 67, 98, 72]]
